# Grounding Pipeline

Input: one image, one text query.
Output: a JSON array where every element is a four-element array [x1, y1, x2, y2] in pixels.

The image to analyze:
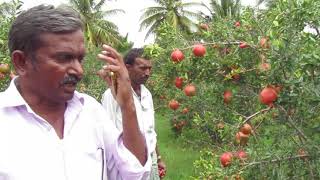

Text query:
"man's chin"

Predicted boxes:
[[63, 83, 77, 93], [61, 91, 75, 101], [141, 80, 148, 85]]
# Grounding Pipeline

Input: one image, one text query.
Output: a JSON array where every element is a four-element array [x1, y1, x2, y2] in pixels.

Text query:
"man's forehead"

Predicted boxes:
[[39, 30, 84, 43], [37, 30, 85, 52], [134, 58, 152, 66]]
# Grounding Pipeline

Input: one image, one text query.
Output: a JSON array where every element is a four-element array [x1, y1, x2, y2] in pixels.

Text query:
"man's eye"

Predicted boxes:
[[142, 67, 151, 71], [78, 56, 85, 63], [56, 54, 73, 62]]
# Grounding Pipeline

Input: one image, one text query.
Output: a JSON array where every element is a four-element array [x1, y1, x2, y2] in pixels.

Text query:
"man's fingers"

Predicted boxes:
[[97, 53, 118, 65], [102, 64, 120, 73], [102, 44, 122, 60]]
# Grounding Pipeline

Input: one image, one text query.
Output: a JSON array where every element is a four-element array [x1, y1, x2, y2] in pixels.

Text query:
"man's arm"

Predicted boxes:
[[121, 97, 147, 164], [97, 44, 147, 165]]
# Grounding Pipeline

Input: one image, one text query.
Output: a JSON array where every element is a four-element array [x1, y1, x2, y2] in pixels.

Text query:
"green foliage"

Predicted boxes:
[[150, 0, 320, 178], [77, 48, 107, 100], [142, 44, 164, 59]]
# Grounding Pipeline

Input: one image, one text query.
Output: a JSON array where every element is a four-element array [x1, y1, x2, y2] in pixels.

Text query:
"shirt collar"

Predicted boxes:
[[132, 84, 149, 99], [0, 77, 26, 108]]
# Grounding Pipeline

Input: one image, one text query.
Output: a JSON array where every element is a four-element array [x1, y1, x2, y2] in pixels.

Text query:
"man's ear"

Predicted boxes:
[[125, 64, 132, 69], [11, 50, 29, 76]]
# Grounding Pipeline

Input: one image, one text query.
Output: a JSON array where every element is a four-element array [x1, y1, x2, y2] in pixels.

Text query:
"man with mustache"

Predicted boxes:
[[101, 48, 167, 179], [0, 5, 151, 180]]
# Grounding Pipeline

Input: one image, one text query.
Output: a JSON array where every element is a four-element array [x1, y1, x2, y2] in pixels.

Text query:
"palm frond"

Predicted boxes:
[[181, 2, 205, 8], [182, 9, 205, 20], [178, 15, 196, 32], [139, 12, 165, 31], [144, 20, 162, 41], [140, 6, 166, 19], [69, 0, 122, 47], [139, 0, 206, 40], [98, 8, 124, 19], [208, 0, 241, 18], [94, 0, 106, 11], [200, 2, 214, 15]]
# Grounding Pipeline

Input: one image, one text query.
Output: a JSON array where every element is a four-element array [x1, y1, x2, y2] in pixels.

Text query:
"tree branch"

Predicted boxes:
[[245, 154, 310, 166], [241, 106, 272, 125], [180, 41, 242, 50], [278, 105, 308, 140]]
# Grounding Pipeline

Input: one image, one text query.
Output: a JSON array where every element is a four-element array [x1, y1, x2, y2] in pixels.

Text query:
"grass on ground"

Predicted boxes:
[[155, 112, 201, 180]]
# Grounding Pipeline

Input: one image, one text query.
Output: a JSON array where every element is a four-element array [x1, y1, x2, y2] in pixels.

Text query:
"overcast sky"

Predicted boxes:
[[1, 0, 259, 47]]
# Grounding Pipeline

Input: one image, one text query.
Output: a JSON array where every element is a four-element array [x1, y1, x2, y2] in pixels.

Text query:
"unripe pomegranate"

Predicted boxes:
[[223, 90, 232, 104], [0, 63, 10, 74], [259, 62, 271, 72], [182, 107, 189, 114], [235, 150, 247, 160]]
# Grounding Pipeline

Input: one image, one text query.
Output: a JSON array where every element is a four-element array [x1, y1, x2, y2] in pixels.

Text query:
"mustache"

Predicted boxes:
[[60, 75, 81, 85]]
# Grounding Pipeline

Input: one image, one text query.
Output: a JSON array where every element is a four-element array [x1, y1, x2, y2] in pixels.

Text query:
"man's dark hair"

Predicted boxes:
[[124, 48, 150, 65], [8, 4, 83, 58]]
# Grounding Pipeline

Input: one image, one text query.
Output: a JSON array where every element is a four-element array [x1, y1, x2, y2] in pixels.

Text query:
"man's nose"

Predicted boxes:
[[68, 60, 84, 78], [145, 68, 151, 76]]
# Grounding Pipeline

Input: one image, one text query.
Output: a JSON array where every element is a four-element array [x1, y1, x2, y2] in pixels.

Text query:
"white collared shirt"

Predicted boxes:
[[101, 85, 157, 154], [0, 79, 151, 180]]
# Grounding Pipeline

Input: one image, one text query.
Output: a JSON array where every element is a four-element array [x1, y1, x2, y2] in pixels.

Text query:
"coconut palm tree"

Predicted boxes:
[[139, 0, 205, 40], [201, 0, 241, 20], [69, 0, 124, 48], [256, 0, 277, 8]]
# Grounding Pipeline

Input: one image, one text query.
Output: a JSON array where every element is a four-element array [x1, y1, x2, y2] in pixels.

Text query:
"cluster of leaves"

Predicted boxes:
[[147, 0, 320, 178], [0, 0, 22, 91]]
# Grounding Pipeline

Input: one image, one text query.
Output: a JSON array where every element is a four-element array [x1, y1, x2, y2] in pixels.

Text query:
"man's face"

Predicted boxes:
[[24, 29, 85, 103], [127, 58, 152, 85]]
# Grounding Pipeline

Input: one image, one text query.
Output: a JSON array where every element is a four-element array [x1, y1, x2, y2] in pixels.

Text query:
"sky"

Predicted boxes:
[[1, 0, 259, 47]]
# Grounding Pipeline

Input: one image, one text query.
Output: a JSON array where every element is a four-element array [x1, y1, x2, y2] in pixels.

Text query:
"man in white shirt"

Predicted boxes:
[[0, 5, 150, 180], [102, 48, 166, 179]]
